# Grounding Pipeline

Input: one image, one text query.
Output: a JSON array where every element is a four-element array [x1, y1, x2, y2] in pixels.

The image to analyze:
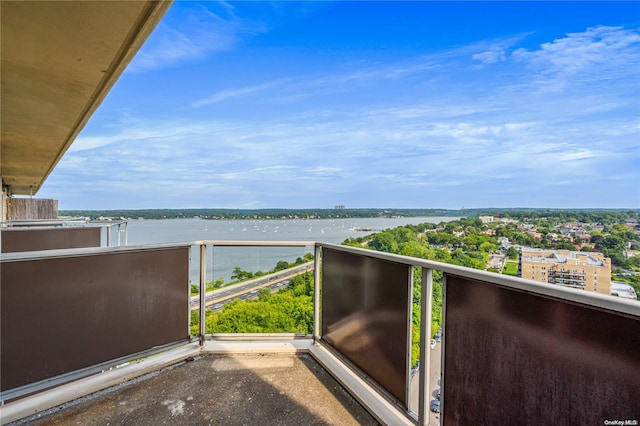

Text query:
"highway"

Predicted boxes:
[[190, 262, 313, 311], [410, 336, 442, 425]]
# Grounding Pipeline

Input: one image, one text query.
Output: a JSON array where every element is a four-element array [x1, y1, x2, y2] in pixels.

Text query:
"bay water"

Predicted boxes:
[[120, 216, 458, 284]]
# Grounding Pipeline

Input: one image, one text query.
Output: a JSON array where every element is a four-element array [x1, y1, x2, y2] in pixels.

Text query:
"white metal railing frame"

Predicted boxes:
[[2, 240, 638, 426], [0, 218, 90, 228], [92, 220, 129, 246], [191, 240, 316, 345]]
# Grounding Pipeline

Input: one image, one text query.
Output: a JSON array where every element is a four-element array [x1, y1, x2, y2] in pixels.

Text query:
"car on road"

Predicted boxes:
[[430, 339, 436, 349], [435, 328, 442, 342], [430, 399, 440, 413]]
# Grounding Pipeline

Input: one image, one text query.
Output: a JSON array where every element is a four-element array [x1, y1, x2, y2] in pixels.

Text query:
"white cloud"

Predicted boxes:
[[70, 121, 216, 152], [190, 79, 290, 107], [68, 135, 122, 152], [127, 3, 265, 73], [128, 26, 212, 73], [558, 149, 601, 161], [472, 47, 507, 64], [188, 55, 442, 109], [512, 26, 640, 82]]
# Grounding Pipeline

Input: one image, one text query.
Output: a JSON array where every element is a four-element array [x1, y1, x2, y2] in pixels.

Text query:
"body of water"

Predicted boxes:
[[119, 216, 458, 283]]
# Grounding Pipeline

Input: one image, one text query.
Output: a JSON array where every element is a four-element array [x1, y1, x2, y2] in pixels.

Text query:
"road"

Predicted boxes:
[[190, 262, 313, 311], [410, 338, 442, 425]]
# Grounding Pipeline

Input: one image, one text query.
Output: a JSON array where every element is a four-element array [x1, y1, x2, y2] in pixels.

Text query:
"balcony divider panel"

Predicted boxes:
[[1, 247, 190, 392], [443, 273, 640, 425], [1, 227, 101, 253], [321, 247, 410, 406]]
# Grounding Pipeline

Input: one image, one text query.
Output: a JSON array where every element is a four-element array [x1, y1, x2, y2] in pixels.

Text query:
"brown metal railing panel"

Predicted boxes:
[[443, 274, 640, 425], [321, 247, 410, 406], [1, 247, 190, 391], [1, 227, 101, 253]]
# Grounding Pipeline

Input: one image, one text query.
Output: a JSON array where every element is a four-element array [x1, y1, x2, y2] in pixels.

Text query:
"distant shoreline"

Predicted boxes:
[[58, 207, 639, 221]]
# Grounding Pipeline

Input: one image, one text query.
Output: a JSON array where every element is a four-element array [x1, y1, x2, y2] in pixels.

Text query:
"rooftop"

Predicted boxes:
[[521, 248, 607, 267]]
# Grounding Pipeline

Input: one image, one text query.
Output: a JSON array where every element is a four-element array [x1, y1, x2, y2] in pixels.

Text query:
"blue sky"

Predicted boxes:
[[40, 1, 640, 210]]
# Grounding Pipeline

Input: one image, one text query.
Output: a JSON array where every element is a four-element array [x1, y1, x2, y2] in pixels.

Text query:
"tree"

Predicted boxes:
[[231, 267, 254, 281], [204, 272, 315, 334], [479, 241, 498, 253], [602, 235, 625, 251], [206, 277, 225, 291], [369, 232, 399, 253], [230, 267, 244, 281], [274, 260, 290, 271], [555, 241, 577, 251]]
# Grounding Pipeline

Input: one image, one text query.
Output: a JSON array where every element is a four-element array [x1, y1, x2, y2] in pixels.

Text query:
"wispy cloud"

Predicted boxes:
[[186, 26, 639, 113], [470, 35, 528, 65], [472, 47, 507, 64], [189, 79, 291, 107], [189, 56, 441, 109], [128, 25, 215, 73], [513, 26, 640, 72], [69, 121, 219, 152], [512, 26, 640, 90], [127, 3, 266, 73]]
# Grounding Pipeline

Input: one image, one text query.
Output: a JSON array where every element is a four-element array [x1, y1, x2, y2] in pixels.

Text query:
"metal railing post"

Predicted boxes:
[[106, 224, 111, 247], [199, 244, 207, 346], [406, 266, 415, 410], [314, 244, 322, 343], [419, 267, 433, 426]]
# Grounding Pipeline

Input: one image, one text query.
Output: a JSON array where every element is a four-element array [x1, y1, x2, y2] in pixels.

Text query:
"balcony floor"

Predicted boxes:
[[13, 354, 380, 426]]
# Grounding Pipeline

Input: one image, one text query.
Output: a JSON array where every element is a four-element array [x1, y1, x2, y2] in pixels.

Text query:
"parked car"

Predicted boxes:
[[430, 399, 441, 413]]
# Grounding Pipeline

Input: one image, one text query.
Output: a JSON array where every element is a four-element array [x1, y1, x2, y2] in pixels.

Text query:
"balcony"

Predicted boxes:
[[548, 270, 589, 290], [1, 241, 639, 425], [0, 219, 128, 253]]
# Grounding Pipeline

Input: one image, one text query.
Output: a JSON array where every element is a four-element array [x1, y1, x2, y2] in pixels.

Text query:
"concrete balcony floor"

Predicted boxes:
[[13, 354, 380, 426]]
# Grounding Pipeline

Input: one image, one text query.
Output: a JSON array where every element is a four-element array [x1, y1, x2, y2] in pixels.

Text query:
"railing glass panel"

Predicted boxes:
[[193, 242, 315, 336]]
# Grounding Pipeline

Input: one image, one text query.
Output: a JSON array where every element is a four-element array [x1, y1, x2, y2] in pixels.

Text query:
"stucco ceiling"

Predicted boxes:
[[1, 1, 171, 195]]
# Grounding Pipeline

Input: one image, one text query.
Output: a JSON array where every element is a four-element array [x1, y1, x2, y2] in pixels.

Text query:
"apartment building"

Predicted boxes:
[[520, 248, 611, 294], [479, 215, 495, 224]]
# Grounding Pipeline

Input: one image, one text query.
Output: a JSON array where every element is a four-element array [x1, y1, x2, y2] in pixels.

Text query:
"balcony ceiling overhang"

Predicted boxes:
[[1, 1, 172, 195]]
